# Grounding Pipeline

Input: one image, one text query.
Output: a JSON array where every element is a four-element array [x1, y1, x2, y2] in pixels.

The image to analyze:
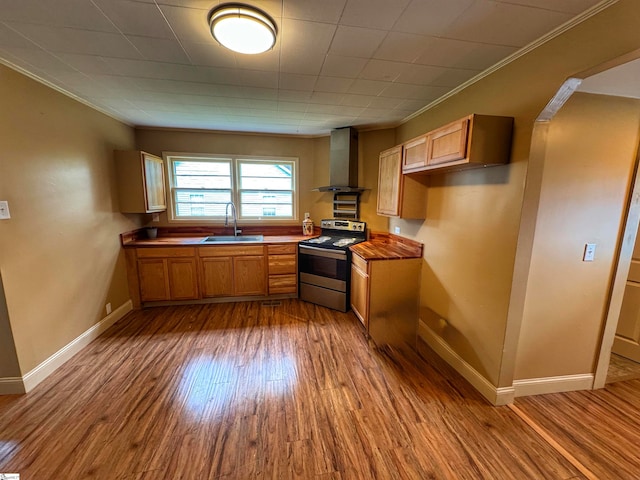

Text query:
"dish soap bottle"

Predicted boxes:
[[302, 212, 314, 236]]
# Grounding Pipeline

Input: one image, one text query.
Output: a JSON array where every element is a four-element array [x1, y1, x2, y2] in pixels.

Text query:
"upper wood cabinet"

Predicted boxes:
[[402, 134, 429, 173], [427, 117, 469, 166], [115, 150, 167, 213], [402, 114, 513, 175], [377, 146, 426, 219]]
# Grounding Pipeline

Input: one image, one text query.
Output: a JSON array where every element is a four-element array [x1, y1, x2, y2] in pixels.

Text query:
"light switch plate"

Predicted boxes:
[[583, 243, 596, 262], [0, 200, 10, 219]]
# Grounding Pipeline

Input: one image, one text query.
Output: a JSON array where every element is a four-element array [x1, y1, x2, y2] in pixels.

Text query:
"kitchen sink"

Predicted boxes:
[[201, 235, 264, 242]]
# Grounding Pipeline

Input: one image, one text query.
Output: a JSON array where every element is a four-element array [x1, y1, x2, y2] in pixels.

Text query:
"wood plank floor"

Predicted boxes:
[[0, 300, 600, 479], [606, 353, 640, 384], [514, 379, 640, 480]]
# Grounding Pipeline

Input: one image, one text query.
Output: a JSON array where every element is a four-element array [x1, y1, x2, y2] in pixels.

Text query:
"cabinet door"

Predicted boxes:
[[138, 259, 170, 301], [427, 118, 469, 166], [351, 260, 369, 329], [377, 146, 402, 216], [402, 135, 429, 173], [167, 258, 199, 300], [200, 257, 234, 297], [234, 255, 266, 296], [142, 153, 167, 212]]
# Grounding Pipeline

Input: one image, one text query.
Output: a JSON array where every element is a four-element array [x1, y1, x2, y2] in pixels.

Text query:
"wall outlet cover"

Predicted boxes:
[[583, 243, 596, 262]]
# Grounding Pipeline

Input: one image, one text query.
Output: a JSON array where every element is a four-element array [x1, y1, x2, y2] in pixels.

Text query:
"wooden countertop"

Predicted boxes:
[[350, 232, 423, 260], [124, 234, 309, 247], [121, 227, 422, 259]]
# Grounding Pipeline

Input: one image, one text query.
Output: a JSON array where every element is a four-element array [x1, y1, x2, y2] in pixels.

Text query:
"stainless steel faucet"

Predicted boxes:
[[225, 201, 241, 236]]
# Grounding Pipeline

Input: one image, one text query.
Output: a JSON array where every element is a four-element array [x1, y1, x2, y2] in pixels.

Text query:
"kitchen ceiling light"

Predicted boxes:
[[209, 4, 277, 55]]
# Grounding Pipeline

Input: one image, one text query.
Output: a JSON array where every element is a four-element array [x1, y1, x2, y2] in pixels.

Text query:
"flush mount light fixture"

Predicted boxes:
[[208, 3, 277, 55]]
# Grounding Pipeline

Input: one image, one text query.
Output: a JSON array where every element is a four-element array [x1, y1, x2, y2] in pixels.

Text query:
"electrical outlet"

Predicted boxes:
[[0, 200, 10, 220], [394, 226, 400, 234], [152, 213, 160, 222], [106, 303, 112, 315], [583, 243, 596, 262]]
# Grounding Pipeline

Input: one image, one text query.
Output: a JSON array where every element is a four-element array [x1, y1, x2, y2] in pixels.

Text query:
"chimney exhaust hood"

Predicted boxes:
[[314, 127, 365, 192]]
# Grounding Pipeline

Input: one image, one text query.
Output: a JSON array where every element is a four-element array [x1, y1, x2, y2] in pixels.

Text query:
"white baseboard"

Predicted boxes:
[[417, 320, 514, 406], [0, 377, 25, 395], [513, 374, 594, 397], [21, 300, 133, 393]]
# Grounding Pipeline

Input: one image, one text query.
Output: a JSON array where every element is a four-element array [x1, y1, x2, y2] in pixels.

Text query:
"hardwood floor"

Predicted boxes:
[[0, 299, 615, 479], [514, 379, 640, 480], [606, 353, 640, 384]]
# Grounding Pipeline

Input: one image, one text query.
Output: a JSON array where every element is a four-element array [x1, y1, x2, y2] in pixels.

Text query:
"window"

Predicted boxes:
[[165, 153, 297, 222]]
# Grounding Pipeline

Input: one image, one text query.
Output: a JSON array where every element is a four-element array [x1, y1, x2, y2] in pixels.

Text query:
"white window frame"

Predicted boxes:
[[164, 152, 298, 224]]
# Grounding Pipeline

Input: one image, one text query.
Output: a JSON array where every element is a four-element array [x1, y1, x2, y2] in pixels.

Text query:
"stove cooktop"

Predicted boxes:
[[299, 219, 367, 251], [301, 235, 364, 248]]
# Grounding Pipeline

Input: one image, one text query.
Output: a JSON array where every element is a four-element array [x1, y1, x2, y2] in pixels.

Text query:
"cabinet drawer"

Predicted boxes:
[[268, 244, 297, 255], [269, 274, 297, 294], [199, 245, 265, 257], [352, 253, 368, 273], [137, 247, 195, 258], [268, 254, 297, 275]]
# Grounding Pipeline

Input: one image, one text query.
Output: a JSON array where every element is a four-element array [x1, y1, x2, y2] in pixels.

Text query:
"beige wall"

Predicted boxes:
[[0, 65, 138, 374], [135, 128, 325, 227], [515, 93, 640, 380], [393, 0, 640, 387], [0, 275, 20, 378], [135, 127, 391, 232]]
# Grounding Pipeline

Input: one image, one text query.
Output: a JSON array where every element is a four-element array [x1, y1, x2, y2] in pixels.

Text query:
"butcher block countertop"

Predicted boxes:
[[121, 227, 422, 260], [350, 232, 423, 260], [121, 225, 312, 247], [124, 235, 308, 247]]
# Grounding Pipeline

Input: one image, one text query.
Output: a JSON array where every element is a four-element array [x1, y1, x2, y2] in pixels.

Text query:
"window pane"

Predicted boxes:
[[173, 160, 231, 189], [174, 189, 231, 217], [239, 162, 292, 190], [241, 177, 292, 190], [168, 156, 296, 221], [240, 191, 292, 217]]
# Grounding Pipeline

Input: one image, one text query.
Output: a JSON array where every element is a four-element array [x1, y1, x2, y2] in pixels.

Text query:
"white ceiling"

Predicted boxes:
[[0, 0, 605, 135]]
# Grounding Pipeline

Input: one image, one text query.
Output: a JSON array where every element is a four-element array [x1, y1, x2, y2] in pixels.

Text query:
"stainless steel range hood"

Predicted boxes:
[[314, 127, 365, 192]]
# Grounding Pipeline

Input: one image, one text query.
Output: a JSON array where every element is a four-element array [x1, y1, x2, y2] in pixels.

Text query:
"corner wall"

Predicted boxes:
[[514, 93, 640, 383], [0, 64, 138, 377], [395, 0, 640, 394]]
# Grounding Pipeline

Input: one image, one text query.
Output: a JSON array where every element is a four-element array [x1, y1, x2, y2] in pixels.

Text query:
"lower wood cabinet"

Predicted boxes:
[[267, 244, 298, 295], [127, 242, 298, 307], [136, 248, 199, 302], [234, 255, 267, 296], [351, 254, 369, 329], [351, 252, 421, 349], [200, 257, 233, 297], [199, 245, 266, 298]]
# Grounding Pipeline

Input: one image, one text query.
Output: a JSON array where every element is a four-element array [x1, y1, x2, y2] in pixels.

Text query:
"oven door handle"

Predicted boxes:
[[299, 245, 347, 260]]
